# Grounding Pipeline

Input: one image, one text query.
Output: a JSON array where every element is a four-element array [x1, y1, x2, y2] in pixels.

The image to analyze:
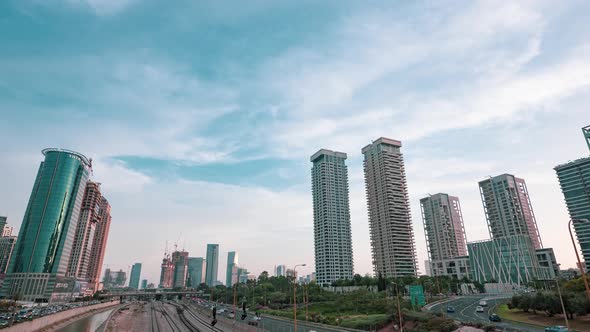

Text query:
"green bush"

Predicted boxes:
[[339, 314, 391, 330]]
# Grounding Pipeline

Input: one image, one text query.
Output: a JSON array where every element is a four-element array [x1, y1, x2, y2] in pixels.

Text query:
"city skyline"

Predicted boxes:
[[2, 0, 590, 285]]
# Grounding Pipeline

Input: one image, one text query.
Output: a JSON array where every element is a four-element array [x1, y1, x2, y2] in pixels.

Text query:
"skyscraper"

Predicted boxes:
[[67, 181, 102, 279], [362, 138, 417, 277], [172, 250, 189, 288], [420, 193, 468, 261], [87, 196, 112, 292], [226, 251, 238, 287], [187, 257, 206, 288], [2, 148, 91, 302], [479, 174, 542, 249], [141, 279, 147, 289], [0, 217, 6, 233], [205, 244, 219, 287], [129, 263, 142, 289], [555, 125, 590, 263], [310, 149, 354, 286]]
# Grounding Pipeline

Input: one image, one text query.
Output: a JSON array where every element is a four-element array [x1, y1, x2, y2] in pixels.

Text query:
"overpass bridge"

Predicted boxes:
[[98, 290, 210, 301]]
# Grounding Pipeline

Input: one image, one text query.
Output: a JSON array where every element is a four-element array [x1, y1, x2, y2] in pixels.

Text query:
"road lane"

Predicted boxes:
[[427, 295, 544, 332]]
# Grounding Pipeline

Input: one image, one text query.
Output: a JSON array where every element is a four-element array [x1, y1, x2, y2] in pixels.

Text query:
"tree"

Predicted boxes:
[[258, 271, 269, 283]]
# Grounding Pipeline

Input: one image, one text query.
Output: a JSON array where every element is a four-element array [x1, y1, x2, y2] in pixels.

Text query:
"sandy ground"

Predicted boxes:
[[106, 303, 149, 332]]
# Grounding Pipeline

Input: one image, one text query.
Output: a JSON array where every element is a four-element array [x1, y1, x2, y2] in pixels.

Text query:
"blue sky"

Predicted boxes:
[[1, 0, 590, 284]]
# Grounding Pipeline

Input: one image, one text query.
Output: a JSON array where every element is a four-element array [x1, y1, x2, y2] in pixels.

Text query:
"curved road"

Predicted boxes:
[[427, 295, 544, 332]]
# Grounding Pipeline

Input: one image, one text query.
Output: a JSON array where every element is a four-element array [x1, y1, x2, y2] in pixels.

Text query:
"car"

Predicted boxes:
[[228, 312, 235, 319], [248, 319, 259, 327], [475, 306, 484, 313], [489, 313, 501, 322], [479, 300, 488, 307], [446, 306, 455, 313], [545, 326, 569, 332]]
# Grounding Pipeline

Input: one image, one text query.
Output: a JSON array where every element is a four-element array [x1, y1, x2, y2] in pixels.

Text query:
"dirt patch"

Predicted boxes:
[[106, 304, 149, 332]]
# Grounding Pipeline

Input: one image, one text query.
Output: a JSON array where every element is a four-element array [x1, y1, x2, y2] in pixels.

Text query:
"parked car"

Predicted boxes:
[[475, 306, 484, 313], [227, 311, 235, 319], [545, 326, 569, 332], [489, 313, 501, 322], [446, 306, 455, 313]]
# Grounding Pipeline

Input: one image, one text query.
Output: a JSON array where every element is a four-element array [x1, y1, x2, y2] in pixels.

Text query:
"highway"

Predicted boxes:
[[427, 295, 544, 332]]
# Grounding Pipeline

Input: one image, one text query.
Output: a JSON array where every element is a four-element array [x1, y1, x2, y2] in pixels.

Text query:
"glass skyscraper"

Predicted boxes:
[[129, 263, 142, 289], [187, 257, 206, 288], [2, 148, 91, 302], [555, 125, 590, 263], [205, 244, 219, 287], [311, 149, 354, 287]]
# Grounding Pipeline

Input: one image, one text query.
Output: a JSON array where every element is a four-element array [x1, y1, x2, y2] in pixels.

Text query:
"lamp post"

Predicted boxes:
[[568, 219, 590, 301], [293, 264, 306, 332], [391, 282, 403, 332], [554, 278, 569, 329]]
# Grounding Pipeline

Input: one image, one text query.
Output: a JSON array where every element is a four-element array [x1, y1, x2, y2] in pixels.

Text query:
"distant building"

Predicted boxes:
[[129, 263, 142, 289], [87, 196, 112, 292], [468, 235, 551, 286], [172, 251, 189, 288], [103, 268, 127, 288], [2, 149, 92, 302], [67, 182, 102, 279], [311, 149, 354, 287], [0, 217, 12, 237], [555, 126, 590, 264], [479, 174, 542, 250], [0, 237, 17, 274], [226, 251, 238, 287], [274, 265, 286, 277], [205, 244, 219, 287], [147, 282, 155, 289], [237, 267, 250, 283], [362, 138, 417, 277], [141, 279, 147, 290], [187, 257, 206, 288], [560, 268, 580, 281]]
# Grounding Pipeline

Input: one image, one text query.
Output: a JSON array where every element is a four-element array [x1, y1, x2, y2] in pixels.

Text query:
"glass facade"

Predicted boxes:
[[2, 149, 90, 301], [468, 235, 551, 286], [187, 257, 206, 287], [205, 244, 219, 287], [129, 263, 142, 289]]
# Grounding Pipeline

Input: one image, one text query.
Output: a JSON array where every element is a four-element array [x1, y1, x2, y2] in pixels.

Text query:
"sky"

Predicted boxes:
[[1, 0, 590, 285]]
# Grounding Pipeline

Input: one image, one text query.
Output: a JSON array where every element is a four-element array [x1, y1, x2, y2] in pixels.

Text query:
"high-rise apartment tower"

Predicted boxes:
[[362, 138, 417, 277], [311, 149, 354, 286], [205, 244, 219, 287], [479, 174, 542, 249]]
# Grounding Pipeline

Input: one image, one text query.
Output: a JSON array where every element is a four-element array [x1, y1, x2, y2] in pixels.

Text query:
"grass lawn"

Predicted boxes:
[[496, 304, 590, 331]]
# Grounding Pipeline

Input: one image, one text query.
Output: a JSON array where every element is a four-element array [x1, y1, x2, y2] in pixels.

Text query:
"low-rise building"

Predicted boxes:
[[468, 235, 551, 286]]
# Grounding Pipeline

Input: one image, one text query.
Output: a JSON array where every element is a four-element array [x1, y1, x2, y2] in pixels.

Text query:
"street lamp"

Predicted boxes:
[[293, 264, 306, 332], [390, 281, 403, 332], [554, 278, 569, 330], [568, 219, 590, 301]]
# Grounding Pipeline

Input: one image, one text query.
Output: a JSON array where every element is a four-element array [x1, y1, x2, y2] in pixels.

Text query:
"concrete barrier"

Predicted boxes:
[[4, 301, 119, 332]]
